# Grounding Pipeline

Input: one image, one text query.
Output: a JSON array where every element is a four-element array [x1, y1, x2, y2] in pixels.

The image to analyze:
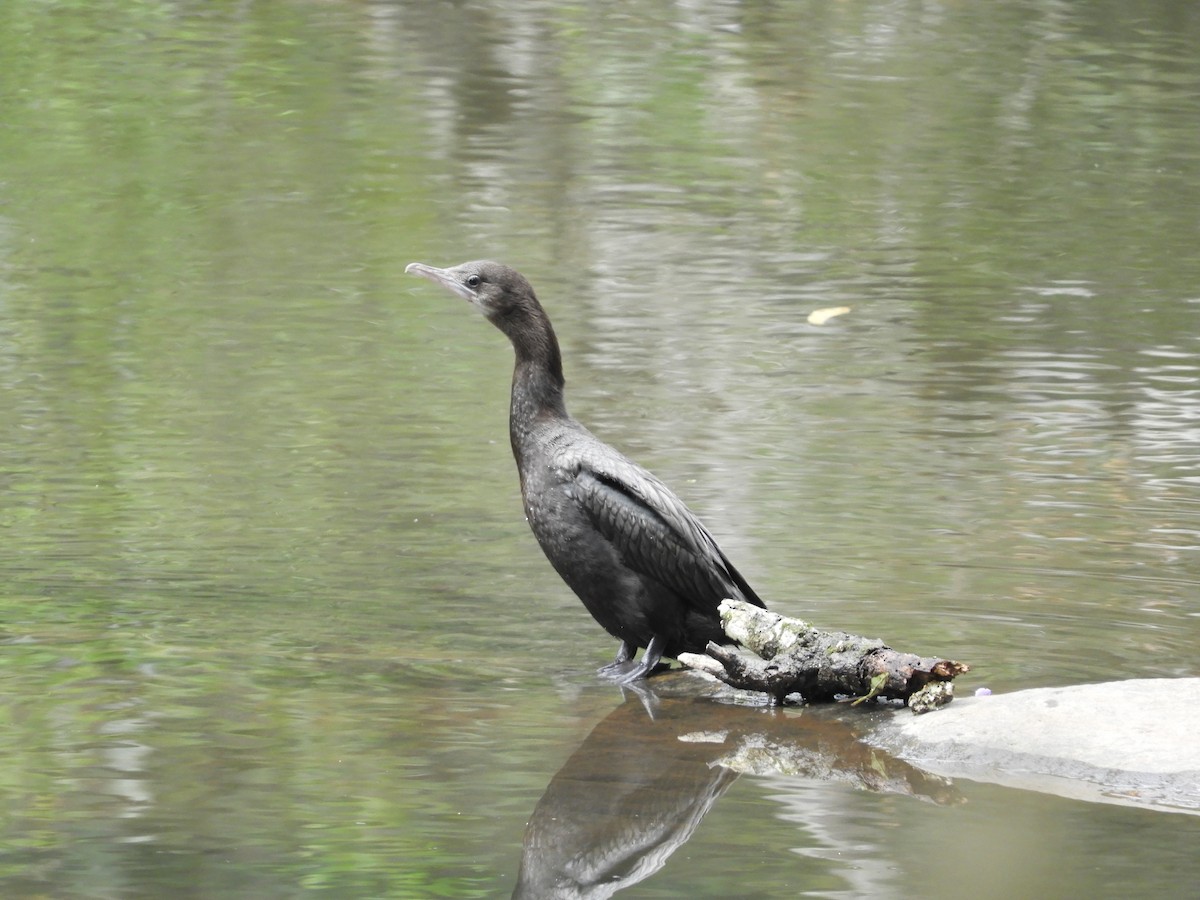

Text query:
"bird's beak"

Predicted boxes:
[[405, 262, 476, 302]]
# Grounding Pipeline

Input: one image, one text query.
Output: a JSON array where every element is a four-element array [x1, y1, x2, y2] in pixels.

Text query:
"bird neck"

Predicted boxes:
[[507, 311, 569, 455]]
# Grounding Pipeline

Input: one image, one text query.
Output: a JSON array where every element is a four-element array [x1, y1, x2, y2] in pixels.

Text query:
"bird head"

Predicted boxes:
[[405, 260, 538, 327]]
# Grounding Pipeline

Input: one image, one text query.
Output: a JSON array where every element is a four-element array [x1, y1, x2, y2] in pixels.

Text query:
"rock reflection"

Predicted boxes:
[[513, 681, 959, 898]]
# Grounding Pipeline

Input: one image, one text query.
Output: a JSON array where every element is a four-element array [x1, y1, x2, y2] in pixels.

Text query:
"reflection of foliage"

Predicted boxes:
[[0, 607, 515, 897]]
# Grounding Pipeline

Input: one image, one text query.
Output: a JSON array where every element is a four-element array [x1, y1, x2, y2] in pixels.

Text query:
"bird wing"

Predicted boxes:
[[565, 441, 763, 611]]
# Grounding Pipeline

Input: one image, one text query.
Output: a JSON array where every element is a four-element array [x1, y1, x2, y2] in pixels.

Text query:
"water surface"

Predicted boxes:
[[2, 1, 1199, 896]]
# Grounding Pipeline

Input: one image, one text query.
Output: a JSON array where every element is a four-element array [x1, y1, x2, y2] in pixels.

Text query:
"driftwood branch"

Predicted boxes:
[[678, 600, 969, 711]]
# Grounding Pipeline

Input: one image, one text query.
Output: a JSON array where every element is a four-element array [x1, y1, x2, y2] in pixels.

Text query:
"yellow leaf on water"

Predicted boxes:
[[807, 306, 851, 326]]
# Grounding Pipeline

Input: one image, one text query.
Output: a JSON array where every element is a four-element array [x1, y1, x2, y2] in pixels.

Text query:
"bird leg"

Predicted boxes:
[[613, 634, 667, 684]]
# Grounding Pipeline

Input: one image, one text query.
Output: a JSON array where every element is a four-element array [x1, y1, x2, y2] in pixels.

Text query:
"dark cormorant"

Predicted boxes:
[[406, 260, 766, 682]]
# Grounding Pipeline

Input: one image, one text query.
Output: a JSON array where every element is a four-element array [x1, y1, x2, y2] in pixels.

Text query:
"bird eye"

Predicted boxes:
[[465, 274, 481, 288]]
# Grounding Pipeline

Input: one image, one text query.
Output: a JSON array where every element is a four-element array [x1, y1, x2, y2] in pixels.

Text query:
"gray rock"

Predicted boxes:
[[867, 678, 1200, 815]]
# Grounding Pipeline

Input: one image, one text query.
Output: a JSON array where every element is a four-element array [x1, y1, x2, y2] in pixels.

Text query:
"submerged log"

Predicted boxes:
[[678, 600, 969, 711]]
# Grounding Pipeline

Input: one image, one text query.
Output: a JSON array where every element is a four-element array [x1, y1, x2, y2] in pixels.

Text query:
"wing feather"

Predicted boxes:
[[565, 442, 763, 611]]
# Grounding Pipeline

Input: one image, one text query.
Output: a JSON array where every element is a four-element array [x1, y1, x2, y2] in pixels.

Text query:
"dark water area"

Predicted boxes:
[[2, 1, 1199, 896]]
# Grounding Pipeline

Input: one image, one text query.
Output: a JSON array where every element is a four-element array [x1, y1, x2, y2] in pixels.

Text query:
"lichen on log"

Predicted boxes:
[[678, 600, 969, 711]]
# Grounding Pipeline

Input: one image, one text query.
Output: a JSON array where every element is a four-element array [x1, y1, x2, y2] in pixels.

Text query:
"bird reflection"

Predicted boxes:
[[513, 687, 739, 899], [513, 681, 960, 899]]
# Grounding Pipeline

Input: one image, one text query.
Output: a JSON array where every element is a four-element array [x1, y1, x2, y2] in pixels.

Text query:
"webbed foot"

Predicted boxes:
[[597, 635, 668, 683], [597, 640, 635, 677]]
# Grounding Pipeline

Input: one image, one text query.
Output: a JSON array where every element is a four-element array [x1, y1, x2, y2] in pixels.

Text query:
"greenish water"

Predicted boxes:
[[2, 1, 1199, 897]]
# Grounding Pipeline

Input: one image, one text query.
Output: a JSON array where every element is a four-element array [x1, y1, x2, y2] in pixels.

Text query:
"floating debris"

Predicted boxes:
[[807, 306, 851, 325]]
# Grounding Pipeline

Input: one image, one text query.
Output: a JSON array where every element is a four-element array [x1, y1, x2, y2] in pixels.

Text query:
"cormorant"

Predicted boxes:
[[406, 260, 766, 681]]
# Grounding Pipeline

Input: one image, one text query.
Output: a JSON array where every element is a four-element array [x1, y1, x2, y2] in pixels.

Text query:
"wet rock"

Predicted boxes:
[[866, 678, 1200, 815]]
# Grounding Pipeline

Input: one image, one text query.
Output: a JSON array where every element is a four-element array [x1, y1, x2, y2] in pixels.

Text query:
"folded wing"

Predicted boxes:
[[567, 446, 763, 613]]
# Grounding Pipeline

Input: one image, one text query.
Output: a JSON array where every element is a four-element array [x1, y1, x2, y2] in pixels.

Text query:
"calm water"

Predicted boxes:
[[2, 1, 1199, 896]]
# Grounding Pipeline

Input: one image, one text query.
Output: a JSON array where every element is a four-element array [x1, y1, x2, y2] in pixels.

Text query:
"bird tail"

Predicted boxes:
[[724, 556, 766, 609]]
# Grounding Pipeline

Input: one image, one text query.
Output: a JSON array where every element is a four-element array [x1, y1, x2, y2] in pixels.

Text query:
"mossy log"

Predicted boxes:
[[678, 600, 969, 711]]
